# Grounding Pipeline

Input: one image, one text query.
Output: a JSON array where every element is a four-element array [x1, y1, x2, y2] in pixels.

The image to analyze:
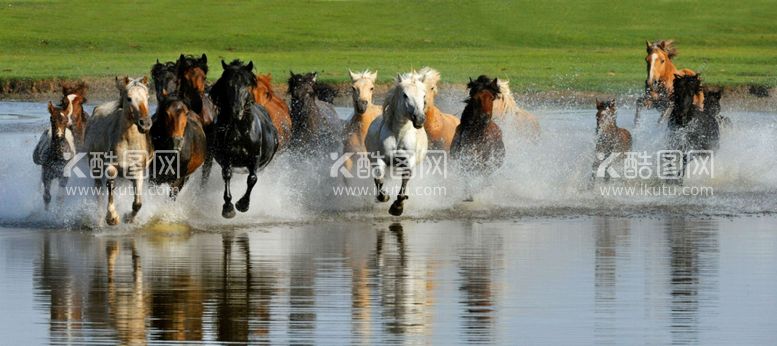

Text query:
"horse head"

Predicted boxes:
[[151, 60, 179, 102], [645, 40, 678, 94], [177, 53, 209, 94], [47, 101, 70, 140], [157, 97, 190, 151], [595, 98, 617, 130], [419, 67, 442, 111], [116, 76, 152, 133], [466, 75, 500, 120], [211, 59, 255, 122], [389, 71, 427, 129], [288, 71, 317, 102], [673, 73, 703, 110], [348, 69, 377, 114]]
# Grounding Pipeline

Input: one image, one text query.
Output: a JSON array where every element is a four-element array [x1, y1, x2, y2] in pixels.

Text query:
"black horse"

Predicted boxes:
[[288, 71, 342, 155], [665, 74, 720, 181], [150, 60, 179, 103], [210, 60, 278, 218]]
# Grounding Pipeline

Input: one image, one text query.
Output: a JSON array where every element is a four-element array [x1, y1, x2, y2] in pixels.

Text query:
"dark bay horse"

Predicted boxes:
[[665, 74, 720, 181], [592, 99, 632, 182], [252, 73, 292, 150], [635, 40, 696, 125], [33, 101, 76, 209], [210, 60, 278, 218], [450, 76, 505, 201], [288, 71, 341, 155], [149, 97, 207, 199], [151, 60, 179, 102], [59, 82, 89, 149]]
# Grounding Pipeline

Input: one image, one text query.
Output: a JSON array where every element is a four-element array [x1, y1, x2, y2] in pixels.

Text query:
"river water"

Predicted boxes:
[[1, 100, 776, 344]]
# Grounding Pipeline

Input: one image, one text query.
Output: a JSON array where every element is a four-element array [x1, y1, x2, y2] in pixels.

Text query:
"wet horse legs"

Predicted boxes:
[[235, 164, 257, 213]]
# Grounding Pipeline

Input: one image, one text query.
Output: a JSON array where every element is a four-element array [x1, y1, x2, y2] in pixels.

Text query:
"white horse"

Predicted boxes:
[[83, 77, 153, 225], [365, 71, 428, 216], [492, 79, 541, 141]]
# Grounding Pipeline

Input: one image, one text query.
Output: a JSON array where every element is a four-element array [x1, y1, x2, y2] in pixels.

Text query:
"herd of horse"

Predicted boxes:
[[32, 40, 725, 225]]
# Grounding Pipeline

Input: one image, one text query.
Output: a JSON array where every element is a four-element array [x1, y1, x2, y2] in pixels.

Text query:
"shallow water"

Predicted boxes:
[[1, 101, 777, 344]]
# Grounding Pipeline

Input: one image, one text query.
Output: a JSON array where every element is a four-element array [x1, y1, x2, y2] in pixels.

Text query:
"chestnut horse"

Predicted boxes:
[[418, 67, 460, 151], [342, 69, 381, 172], [592, 99, 632, 182], [149, 97, 207, 199], [83, 77, 153, 225], [635, 40, 696, 125], [450, 76, 505, 201], [210, 60, 278, 218], [33, 101, 76, 210], [59, 81, 89, 149], [252, 73, 292, 150], [492, 79, 541, 141], [366, 71, 428, 216]]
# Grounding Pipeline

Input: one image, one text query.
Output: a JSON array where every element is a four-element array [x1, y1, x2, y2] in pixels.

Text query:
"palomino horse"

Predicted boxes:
[[252, 73, 292, 150], [450, 76, 505, 201], [149, 97, 207, 198], [418, 67, 460, 151], [492, 79, 541, 141], [635, 40, 696, 125], [592, 99, 632, 182], [33, 101, 76, 210], [59, 82, 89, 149], [288, 71, 341, 155], [210, 60, 278, 218], [84, 77, 153, 225], [366, 71, 428, 216], [150, 60, 179, 102], [342, 69, 381, 172]]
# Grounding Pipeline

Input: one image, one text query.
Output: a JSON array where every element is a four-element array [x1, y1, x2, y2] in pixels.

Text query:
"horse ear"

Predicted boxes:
[[179, 54, 186, 63], [47, 101, 55, 115], [490, 77, 499, 90], [221, 60, 228, 70], [200, 53, 207, 64], [646, 40, 651, 49], [370, 70, 378, 81], [246, 61, 254, 71], [289, 70, 295, 78], [156, 58, 160, 64], [348, 69, 358, 81], [141, 76, 149, 86], [610, 98, 617, 107], [311, 72, 317, 82], [396, 73, 402, 83]]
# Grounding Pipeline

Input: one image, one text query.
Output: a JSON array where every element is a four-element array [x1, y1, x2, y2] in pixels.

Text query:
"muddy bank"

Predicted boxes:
[[2, 77, 775, 112]]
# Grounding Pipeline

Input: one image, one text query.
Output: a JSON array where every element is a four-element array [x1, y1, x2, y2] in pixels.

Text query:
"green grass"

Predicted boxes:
[[1, 0, 776, 92]]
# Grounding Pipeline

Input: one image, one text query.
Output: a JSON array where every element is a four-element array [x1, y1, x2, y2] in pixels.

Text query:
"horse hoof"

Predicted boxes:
[[222, 204, 236, 219], [106, 214, 120, 226], [376, 193, 390, 203], [236, 199, 250, 213], [122, 213, 136, 224], [463, 196, 474, 202], [388, 202, 404, 216]]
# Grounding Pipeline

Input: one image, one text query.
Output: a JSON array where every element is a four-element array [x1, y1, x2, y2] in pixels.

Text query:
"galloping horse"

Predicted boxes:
[[342, 69, 381, 172], [33, 101, 76, 210], [592, 99, 632, 182], [83, 77, 153, 225], [150, 60, 179, 102], [450, 76, 505, 200], [252, 74, 292, 150], [418, 67, 460, 151], [667, 74, 719, 153], [492, 79, 541, 141], [149, 97, 207, 199], [366, 71, 428, 216], [59, 82, 89, 149], [210, 60, 278, 218], [635, 40, 696, 125], [288, 71, 341, 155]]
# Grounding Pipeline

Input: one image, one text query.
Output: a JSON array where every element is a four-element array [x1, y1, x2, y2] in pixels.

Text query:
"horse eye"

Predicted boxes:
[[370, 87, 374, 91], [126, 97, 132, 102]]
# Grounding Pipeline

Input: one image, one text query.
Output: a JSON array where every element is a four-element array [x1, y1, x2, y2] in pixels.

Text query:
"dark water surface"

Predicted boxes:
[[1, 217, 777, 345]]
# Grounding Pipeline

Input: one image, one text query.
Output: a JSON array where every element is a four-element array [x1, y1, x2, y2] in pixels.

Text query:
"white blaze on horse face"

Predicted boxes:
[[648, 53, 659, 84]]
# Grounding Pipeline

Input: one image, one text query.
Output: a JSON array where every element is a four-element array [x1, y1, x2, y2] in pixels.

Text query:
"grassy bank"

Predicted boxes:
[[1, 0, 776, 93]]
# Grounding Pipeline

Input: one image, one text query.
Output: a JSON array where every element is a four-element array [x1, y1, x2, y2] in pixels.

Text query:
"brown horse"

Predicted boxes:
[[492, 79, 541, 141], [635, 40, 696, 125], [593, 99, 632, 182], [342, 69, 381, 172], [252, 73, 292, 150], [33, 101, 76, 210], [450, 76, 505, 201], [59, 81, 89, 149], [419, 67, 460, 151], [149, 97, 207, 199]]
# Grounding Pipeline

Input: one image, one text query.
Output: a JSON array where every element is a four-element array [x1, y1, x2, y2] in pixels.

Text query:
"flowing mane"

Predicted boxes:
[[648, 39, 678, 59], [493, 79, 518, 115], [418, 67, 441, 88], [177, 54, 208, 75], [60, 81, 88, 105], [210, 59, 256, 107], [349, 69, 377, 81]]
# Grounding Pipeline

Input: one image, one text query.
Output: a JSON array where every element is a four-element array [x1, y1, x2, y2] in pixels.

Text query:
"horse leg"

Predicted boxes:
[[200, 151, 214, 189], [236, 164, 257, 213], [221, 164, 236, 218], [56, 176, 69, 206], [388, 172, 410, 216], [169, 176, 188, 200], [634, 97, 644, 126], [105, 166, 119, 225], [658, 104, 673, 124], [42, 170, 52, 211], [372, 160, 389, 202], [123, 174, 143, 223]]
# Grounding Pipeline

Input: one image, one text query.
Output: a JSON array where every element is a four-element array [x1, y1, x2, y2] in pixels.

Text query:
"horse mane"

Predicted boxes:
[[649, 40, 678, 59], [419, 66, 441, 88], [349, 69, 377, 82], [212, 60, 256, 95], [314, 83, 338, 103], [60, 81, 88, 106], [177, 54, 208, 74], [257, 74, 273, 89], [152, 61, 176, 80], [466, 75, 499, 100]]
